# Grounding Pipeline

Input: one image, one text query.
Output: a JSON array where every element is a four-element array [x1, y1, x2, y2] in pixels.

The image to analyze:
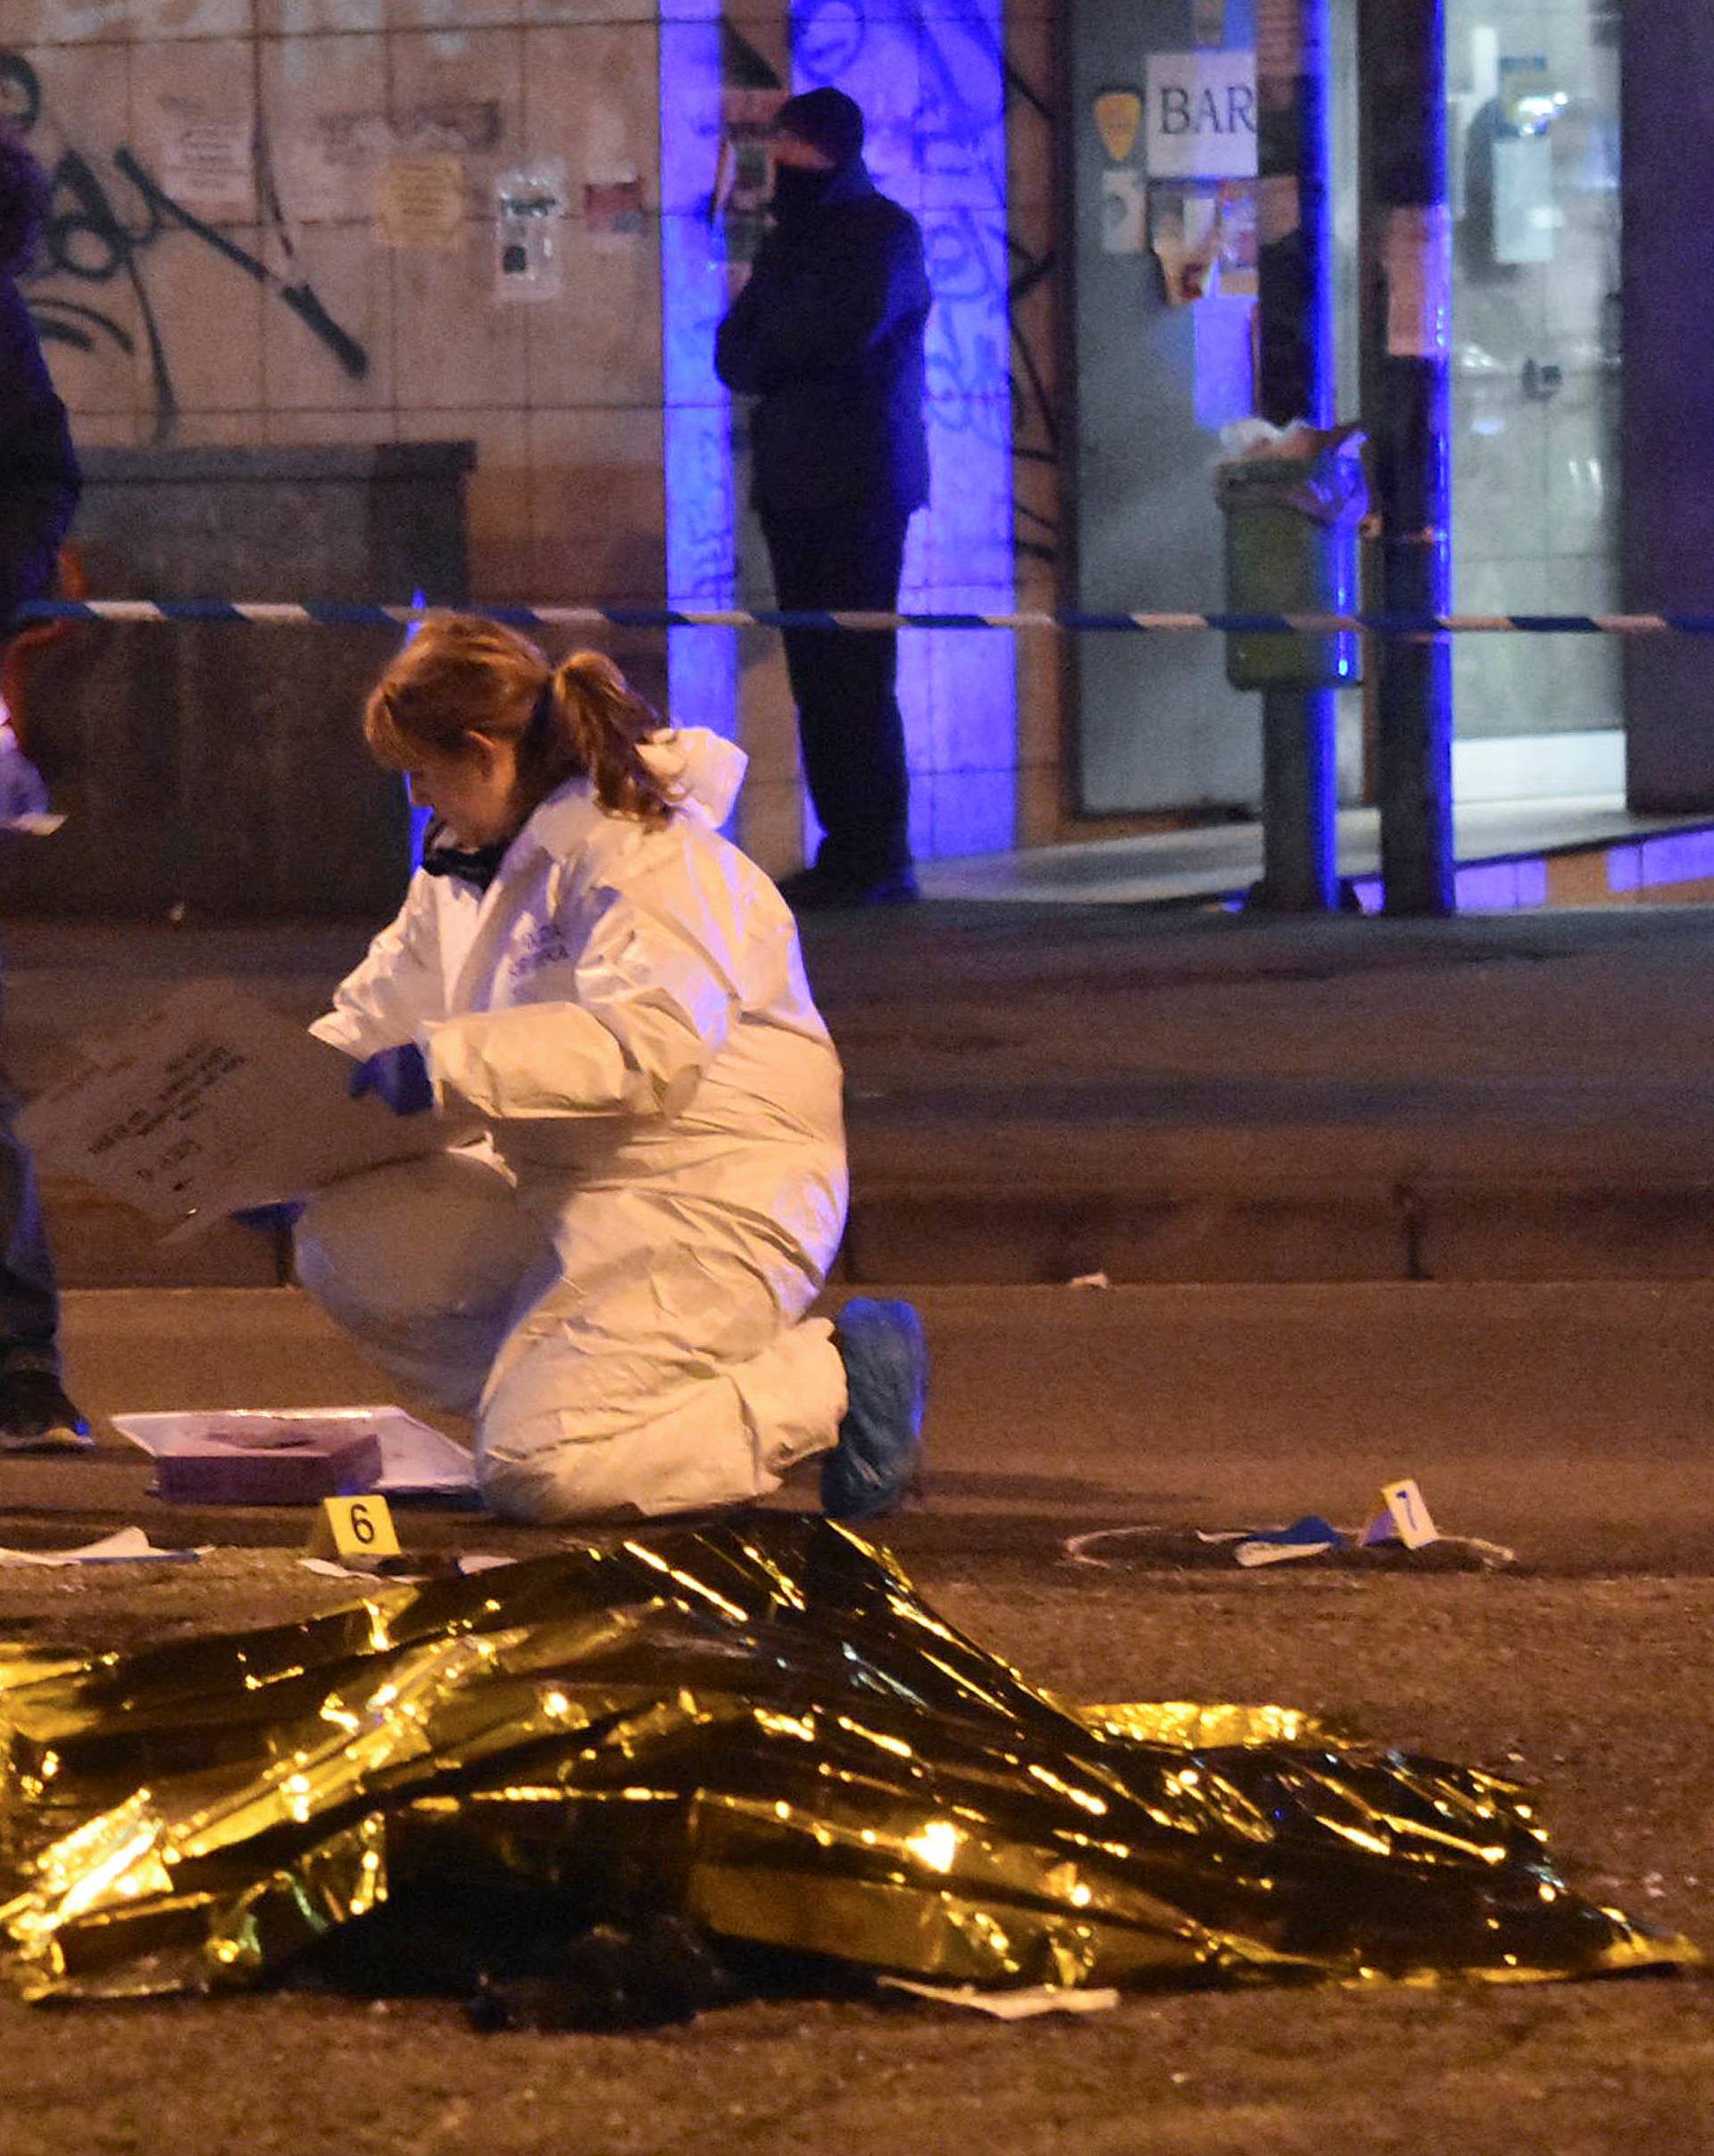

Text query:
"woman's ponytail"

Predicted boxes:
[[546, 650, 677, 828], [363, 614, 678, 830]]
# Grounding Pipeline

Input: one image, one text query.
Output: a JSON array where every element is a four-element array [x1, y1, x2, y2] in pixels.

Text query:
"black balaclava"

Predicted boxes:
[[770, 87, 865, 221]]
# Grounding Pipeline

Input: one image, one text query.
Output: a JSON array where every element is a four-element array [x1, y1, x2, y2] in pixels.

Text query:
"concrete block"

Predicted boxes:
[[1416, 1186, 1714, 1281], [844, 1184, 1411, 1284]]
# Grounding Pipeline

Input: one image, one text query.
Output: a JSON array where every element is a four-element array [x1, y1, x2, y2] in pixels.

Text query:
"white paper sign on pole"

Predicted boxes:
[[18, 981, 479, 1243], [1145, 51, 1258, 179]]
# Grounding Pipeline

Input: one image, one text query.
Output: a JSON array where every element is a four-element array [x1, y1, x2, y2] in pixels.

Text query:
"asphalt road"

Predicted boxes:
[[0, 1279, 1710, 2155]]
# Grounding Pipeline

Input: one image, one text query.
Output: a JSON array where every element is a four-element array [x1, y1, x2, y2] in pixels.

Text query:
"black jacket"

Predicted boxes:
[[0, 275, 78, 619], [714, 161, 929, 520]]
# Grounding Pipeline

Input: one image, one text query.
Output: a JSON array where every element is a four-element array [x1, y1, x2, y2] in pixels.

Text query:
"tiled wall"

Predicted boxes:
[[6, 0, 668, 626], [7, 0, 1061, 866]]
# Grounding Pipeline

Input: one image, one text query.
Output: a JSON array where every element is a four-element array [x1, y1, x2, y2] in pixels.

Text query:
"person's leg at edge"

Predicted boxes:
[[761, 503, 915, 904], [0, 1069, 87, 1452]]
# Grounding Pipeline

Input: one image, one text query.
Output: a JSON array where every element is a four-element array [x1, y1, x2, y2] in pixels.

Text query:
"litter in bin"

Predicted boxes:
[[1215, 417, 1368, 524], [0, 1515, 1683, 2010], [1215, 419, 1368, 694]]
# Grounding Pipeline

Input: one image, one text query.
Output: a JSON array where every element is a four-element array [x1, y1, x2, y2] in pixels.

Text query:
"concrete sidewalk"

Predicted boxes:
[[7, 900, 1714, 1284]]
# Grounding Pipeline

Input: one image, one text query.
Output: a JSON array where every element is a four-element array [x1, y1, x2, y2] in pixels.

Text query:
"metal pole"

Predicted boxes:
[[1254, 0, 1338, 912], [1360, 0, 1455, 915]]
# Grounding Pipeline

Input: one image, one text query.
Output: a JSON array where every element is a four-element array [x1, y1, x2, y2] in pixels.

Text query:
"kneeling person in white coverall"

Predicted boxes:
[[295, 613, 926, 1525]]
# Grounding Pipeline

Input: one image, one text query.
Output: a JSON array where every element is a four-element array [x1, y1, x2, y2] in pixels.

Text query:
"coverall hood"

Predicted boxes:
[[637, 726, 749, 828]]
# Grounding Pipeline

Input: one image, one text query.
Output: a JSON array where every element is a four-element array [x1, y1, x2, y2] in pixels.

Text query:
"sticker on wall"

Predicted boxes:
[[1092, 90, 1144, 164], [279, 112, 395, 225], [159, 115, 255, 220], [1149, 185, 1218, 301], [1382, 203, 1452, 358], [1101, 168, 1146, 254], [1149, 179, 1256, 303], [715, 85, 786, 265], [585, 175, 645, 254], [495, 158, 569, 302], [1255, 0, 1323, 79], [376, 154, 466, 249], [1145, 50, 1258, 179], [1257, 171, 1302, 246]]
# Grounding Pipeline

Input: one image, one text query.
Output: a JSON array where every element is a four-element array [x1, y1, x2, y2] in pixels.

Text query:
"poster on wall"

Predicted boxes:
[[1148, 179, 1257, 303], [714, 85, 786, 264], [1383, 203, 1452, 358], [1144, 51, 1258, 179], [585, 174, 645, 254], [1102, 168, 1146, 254], [376, 154, 465, 249], [158, 115, 254, 219], [1091, 89, 1143, 163], [270, 112, 395, 225]]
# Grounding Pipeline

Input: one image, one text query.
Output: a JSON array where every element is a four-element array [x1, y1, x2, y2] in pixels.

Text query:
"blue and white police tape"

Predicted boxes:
[[12, 600, 1714, 636]]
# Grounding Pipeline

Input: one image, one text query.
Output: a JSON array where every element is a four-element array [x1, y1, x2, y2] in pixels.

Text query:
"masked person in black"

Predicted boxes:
[[0, 128, 88, 1452], [715, 87, 930, 911]]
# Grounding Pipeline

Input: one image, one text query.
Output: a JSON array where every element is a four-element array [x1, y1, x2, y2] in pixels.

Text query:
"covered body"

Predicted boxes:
[[0, 1518, 1692, 2004]]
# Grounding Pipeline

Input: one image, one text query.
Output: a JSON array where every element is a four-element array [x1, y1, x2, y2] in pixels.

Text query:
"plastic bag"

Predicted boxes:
[[1214, 419, 1369, 526]]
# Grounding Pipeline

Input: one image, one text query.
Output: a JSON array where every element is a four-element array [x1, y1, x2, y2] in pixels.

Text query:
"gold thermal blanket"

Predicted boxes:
[[0, 1517, 1693, 2002]]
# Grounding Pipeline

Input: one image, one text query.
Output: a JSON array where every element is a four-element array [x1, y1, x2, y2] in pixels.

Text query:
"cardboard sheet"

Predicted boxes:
[[19, 981, 478, 1240]]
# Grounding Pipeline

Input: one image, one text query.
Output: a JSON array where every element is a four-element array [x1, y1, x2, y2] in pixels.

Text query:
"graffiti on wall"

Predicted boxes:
[[2, 49, 368, 438]]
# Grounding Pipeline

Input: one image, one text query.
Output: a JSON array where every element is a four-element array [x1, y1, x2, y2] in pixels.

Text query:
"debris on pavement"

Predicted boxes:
[[879, 1979, 1121, 2019], [1065, 1478, 1516, 1573], [0, 1526, 204, 1568]]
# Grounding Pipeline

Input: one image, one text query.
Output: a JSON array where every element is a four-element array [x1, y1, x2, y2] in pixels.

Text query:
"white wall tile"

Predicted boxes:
[[392, 221, 529, 407], [261, 33, 390, 226], [528, 403, 663, 601]]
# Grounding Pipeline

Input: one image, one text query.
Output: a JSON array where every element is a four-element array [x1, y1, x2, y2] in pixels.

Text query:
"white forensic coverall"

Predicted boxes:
[[299, 731, 851, 1522]]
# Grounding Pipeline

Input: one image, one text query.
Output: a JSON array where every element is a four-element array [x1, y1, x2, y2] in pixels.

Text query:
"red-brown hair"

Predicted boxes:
[[364, 614, 675, 828]]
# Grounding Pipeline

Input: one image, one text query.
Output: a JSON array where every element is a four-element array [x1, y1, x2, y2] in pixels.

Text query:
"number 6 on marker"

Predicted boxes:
[[310, 1494, 401, 1565]]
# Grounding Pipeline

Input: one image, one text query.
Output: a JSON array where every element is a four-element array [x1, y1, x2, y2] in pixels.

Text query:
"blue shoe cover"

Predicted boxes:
[[821, 1298, 928, 1522]]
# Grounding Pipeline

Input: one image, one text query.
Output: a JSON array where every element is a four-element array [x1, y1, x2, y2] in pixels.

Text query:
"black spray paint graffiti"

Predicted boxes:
[[2, 50, 367, 440]]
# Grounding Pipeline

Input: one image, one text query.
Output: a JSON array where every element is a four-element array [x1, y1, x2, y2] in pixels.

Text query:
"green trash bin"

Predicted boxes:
[[1215, 422, 1367, 693]]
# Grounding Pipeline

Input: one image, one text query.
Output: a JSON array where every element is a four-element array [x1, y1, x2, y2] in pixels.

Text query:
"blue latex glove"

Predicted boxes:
[[349, 1042, 434, 1117]]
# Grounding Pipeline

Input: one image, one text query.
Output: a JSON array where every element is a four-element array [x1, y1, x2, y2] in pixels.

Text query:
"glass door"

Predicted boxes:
[[1447, 4, 1622, 802]]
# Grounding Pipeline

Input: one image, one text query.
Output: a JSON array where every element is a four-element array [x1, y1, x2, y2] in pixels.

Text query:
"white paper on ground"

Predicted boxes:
[[0, 1526, 204, 1566], [878, 1978, 1121, 2019], [1233, 1536, 1338, 1568], [111, 1405, 478, 1496], [17, 980, 481, 1242], [299, 1550, 510, 1580]]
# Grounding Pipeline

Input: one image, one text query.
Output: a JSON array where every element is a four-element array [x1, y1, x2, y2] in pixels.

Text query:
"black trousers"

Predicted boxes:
[[758, 501, 913, 886], [0, 639, 59, 1373]]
